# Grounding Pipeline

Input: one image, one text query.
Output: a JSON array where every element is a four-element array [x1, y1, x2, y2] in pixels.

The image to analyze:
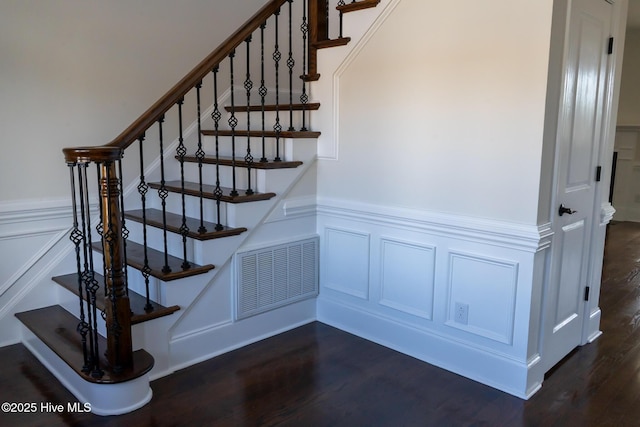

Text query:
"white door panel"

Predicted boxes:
[[544, 0, 612, 372]]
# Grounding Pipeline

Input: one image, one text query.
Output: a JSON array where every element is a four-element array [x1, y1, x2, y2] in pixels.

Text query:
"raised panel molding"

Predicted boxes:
[[446, 251, 519, 344], [317, 197, 552, 252], [379, 238, 435, 320], [322, 227, 370, 299]]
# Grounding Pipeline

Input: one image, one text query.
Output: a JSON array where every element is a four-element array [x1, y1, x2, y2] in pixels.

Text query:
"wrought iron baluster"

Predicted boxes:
[[157, 116, 171, 273], [259, 22, 268, 163], [229, 50, 239, 197], [326, 0, 330, 39], [212, 66, 224, 231], [177, 98, 191, 270], [117, 159, 129, 296], [137, 135, 154, 312], [273, 7, 283, 162], [96, 167, 106, 297], [68, 164, 91, 374], [195, 82, 207, 234], [244, 36, 255, 195], [79, 163, 103, 378], [301, 0, 309, 131], [338, 1, 346, 38], [287, 0, 295, 132]]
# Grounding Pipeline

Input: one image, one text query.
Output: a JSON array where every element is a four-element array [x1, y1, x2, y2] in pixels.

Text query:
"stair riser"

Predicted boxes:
[[128, 190, 232, 226], [200, 136, 315, 165], [219, 108, 313, 133], [57, 285, 108, 337], [79, 254, 165, 308]]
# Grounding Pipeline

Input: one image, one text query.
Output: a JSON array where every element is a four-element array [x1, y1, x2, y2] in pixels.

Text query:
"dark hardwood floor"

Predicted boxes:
[[3, 221, 640, 426]]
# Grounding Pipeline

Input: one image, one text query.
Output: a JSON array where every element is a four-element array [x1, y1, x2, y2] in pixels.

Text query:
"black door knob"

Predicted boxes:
[[559, 204, 577, 216]]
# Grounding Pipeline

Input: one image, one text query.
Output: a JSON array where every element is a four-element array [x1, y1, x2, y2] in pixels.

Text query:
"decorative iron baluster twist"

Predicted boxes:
[[137, 135, 154, 312], [117, 159, 129, 297], [229, 50, 239, 197], [326, 0, 330, 38], [287, 0, 296, 132], [273, 7, 283, 162], [244, 36, 255, 195], [300, 1, 309, 131], [157, 116, 172, 273], [68, 164, 91, 374], [177, 98, 191, 270], [195, 82, 207, 234], [79, 164, 103, 378], [212, 66, 224, 231], [259, 23, 268, 163]]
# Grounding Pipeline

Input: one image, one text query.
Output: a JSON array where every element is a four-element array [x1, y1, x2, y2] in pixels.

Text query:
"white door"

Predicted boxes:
[[544, 0, 613, 372]]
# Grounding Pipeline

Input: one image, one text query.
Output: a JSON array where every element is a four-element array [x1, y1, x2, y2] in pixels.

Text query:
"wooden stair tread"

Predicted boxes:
[[52, 273, 180, 325], [338, 0, 381, 13], [313, 37, 351, 49], [93, 241, 215, 282], [225, 103, 320, 113], [15, 305, 154, 384], [202, 129, 321, 138], [181, 155, 302, 169], [149, 180, 276, 203], [125, 208, 247, 241]]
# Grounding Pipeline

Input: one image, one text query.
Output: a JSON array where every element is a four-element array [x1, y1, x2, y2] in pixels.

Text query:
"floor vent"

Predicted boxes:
[[236, 237, 319, 320]]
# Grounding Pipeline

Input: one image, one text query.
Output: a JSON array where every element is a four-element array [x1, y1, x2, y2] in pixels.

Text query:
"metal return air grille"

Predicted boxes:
[[236, 237, 319, 320]]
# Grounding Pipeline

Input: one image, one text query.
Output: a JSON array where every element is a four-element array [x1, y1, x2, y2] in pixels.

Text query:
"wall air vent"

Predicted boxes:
[[236, 237, 319, 320]]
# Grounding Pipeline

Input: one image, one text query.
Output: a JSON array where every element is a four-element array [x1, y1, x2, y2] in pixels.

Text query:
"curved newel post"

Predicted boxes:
[[65, 146, 133, 374]]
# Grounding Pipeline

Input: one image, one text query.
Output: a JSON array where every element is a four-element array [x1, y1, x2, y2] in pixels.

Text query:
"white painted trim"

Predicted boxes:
[[0, 197, 86, 298], [0, 228, 68, 297], [317, 197, 552, 253], [283, 196, 317, 219], [0, 198, 72, 224], [0, 237, 72, 318]]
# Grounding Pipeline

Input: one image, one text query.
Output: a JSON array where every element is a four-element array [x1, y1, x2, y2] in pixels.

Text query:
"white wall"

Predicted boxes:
[[0, 0, 267, 203], [317, 0, 554, 225]]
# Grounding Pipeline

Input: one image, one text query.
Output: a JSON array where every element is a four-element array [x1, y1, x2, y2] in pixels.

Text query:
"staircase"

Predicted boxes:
[[13, 0, 381, 416]]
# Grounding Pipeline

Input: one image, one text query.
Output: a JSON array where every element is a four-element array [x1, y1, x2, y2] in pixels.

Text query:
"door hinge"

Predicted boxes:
[[584, 286, 590, 302], [596, 166, 602, 182], [608, 37, 614, 55]]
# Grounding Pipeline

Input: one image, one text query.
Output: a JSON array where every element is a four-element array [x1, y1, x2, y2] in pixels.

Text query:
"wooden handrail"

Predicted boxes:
[[63, 0, 289, 164]]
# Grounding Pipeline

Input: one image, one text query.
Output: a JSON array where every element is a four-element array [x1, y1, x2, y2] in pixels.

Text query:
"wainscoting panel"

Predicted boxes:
[[316, 197, 550, 398], [322, 227, 371, 300], [379, 238, 435, 320], [445, 251, 518, 344]]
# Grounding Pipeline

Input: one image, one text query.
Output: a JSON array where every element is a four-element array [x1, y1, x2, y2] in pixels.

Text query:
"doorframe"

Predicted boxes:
[[580, 0, 628, 345]]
